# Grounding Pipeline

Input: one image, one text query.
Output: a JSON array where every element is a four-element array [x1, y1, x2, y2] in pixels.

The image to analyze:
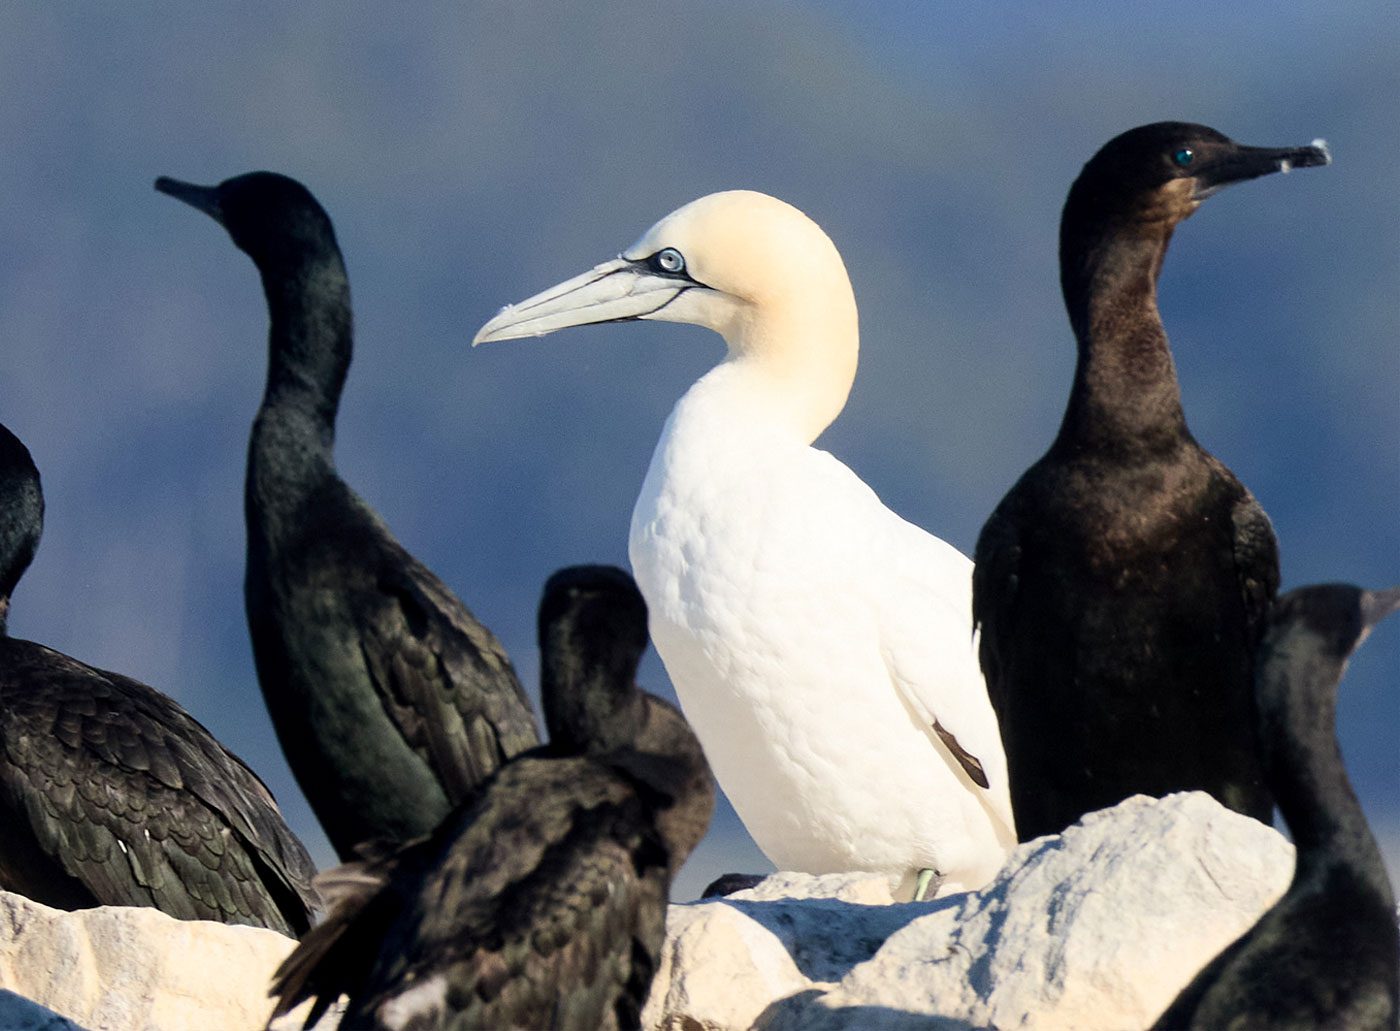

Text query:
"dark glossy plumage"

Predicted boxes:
[[0, 423, 319, 935], [155, 172, 539, 858], [269, 565, 715, 1030], [1152, 584, 1399, 1030], [973, 123, 1329, 840]]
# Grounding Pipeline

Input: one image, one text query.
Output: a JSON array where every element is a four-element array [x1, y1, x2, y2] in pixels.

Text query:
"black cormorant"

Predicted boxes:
[[268, 564, 715, 1030], [973, 123, 1329, 840], [154, 172, 539, 858], [0, 422, 319, 936], [1151, 583, 1399, 1030]]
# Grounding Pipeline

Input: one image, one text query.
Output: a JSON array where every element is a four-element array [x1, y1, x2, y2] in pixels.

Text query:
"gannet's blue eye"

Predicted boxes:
[[1172, 147, 1195, 168], [653, 248, 686, 274]]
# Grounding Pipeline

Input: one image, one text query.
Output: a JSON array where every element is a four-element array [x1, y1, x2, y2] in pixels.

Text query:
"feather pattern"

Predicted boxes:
[[269, 566, 714, 1030]]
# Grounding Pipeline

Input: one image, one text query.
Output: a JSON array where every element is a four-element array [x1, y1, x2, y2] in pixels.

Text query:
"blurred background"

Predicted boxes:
[[0, 3, 1394, 900]]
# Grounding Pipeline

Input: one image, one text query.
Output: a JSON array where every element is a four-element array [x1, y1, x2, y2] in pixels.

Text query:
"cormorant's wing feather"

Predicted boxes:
[[351, 528, 539, 803], [95, 667, 321, 918], [1228, 490, 1280, 649], [269, 839, 428, 1029], [0, 640, 319, 935], [971, 500, 1023, 721], [273, 756, 671, 1031]]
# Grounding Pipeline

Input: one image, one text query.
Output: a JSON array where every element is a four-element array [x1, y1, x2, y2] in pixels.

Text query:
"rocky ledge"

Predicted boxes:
[[2, 792, 1294, 1030]]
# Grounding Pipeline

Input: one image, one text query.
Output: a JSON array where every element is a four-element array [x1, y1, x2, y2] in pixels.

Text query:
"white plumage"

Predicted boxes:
[[476, 190, 1014, 897]]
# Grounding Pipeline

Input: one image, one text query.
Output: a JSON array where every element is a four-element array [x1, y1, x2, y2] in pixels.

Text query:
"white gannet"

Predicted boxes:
[[475, 190, 1014, 898]]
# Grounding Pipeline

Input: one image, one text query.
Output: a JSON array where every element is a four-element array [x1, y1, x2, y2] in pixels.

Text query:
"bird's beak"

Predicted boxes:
[[1360, 587, 1400, 634], [473, 257, 693, 345], [1192, 139, 1331, 200], [154, 176, 223, 223]]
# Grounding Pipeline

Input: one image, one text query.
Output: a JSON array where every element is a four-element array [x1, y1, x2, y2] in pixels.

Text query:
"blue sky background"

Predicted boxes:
[[0, 4, 1394, 900]]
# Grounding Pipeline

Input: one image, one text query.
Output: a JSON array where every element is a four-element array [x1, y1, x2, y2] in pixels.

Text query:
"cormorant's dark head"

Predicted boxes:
[[1058, 122, 1329, 337], [1064, 122, 1330, 234], [1265, 584, 1400, 667], [155, 171, 339, 276], [538, 564, 650, 755], [1256, 582, 1399, 750], [0, 423, 44, 633]]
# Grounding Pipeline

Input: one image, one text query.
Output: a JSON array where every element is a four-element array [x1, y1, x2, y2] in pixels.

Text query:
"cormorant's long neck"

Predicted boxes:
[[1055, 211, 1188, 453], [247, 252, 352, 526], [540, 638, 644, 756], [1260, 654, 1394, 904], [258, 253, 352, 428]]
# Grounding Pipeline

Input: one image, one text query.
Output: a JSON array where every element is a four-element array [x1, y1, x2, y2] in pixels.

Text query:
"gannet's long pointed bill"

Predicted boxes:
[[473, 256, 698, 345]]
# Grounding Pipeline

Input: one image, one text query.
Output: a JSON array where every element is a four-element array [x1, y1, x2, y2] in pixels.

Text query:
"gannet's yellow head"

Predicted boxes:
[[474, 190, 859, 438], [475, 190, 855, 348]]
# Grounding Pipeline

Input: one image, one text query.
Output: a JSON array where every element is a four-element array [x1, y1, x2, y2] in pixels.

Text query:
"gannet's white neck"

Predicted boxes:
[[711, 267, 858, 446]]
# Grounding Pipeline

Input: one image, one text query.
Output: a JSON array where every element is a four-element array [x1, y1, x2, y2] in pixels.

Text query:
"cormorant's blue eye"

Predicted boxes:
[[653, 248, 686, 274], [1173, 147, 1195, 168]]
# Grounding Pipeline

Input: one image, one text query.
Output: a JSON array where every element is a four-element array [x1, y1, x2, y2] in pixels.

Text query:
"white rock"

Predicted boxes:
[[646, 793, 1294, 1030], [0, 794, 1295, 1031], [0, 891, 329, 1031], [644, 871, 926, 1031]]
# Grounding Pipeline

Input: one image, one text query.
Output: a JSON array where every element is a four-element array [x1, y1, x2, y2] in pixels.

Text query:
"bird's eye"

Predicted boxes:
[[1172, 147, 1195, 168], [652, 248, 686, 274]]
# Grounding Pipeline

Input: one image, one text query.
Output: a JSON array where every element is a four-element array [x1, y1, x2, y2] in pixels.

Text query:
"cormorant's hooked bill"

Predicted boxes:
[[1357, 587, 1400, 645], [1062, 124, 1331, 221], [153, 176, 223, 223], [1189, 138, 1331, 199]]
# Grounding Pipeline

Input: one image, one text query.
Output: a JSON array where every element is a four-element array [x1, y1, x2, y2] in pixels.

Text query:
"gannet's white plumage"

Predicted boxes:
[[475, 191, 1014, 896]]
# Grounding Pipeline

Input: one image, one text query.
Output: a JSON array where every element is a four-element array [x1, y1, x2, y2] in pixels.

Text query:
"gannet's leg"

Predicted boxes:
[[913, 868, 942, 901]]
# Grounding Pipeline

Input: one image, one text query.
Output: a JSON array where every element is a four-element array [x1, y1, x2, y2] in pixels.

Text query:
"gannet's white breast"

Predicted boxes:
[[629, 363, 1015, 896]]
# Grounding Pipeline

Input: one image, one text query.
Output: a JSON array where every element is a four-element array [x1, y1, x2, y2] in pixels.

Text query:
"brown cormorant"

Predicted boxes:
[[973, 123, 1329, 840]]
